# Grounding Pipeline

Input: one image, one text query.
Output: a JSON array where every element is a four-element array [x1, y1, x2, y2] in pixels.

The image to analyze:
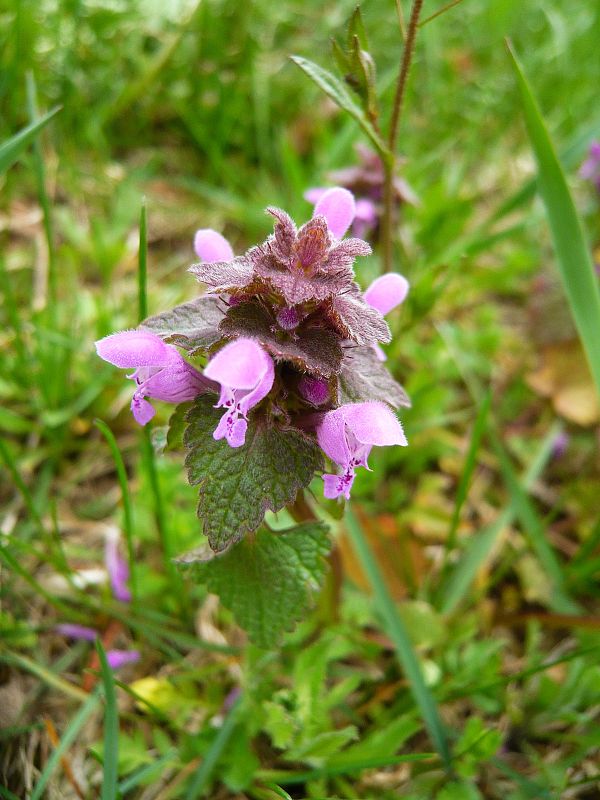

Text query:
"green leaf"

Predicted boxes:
[[184, 396, 323, 551], [166, 402, 192, 451], [508, 43, 600, 399], [290, 55, 388, 158], [0, 106, 61, 176], [141, 296, 225, 353], [177, 523, 331, 647], [347, 6, 369, 51]]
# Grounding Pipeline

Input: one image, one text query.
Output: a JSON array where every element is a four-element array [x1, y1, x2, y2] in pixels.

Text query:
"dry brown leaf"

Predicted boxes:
[[526, 340, 600, 426]]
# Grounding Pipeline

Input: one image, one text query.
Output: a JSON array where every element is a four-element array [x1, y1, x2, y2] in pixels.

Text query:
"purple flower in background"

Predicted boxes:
[[95, 330, 210, 425], [363, 273, 410, 361], [105, 528, 131, 603], [316, 402, 407, 500], [55, 625, 140, 670], [56, 623, 98, 641], [106, 650, 141, 669], [194, 228, 234, 262], [580, 141, 600, 192], [204, 337, 275, 448], [305, 144, 417, 239], [353, 198, 379, 239]]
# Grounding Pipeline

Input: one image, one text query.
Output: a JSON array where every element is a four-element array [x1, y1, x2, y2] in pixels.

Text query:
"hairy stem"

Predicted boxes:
[[381, 0, 424, 273]]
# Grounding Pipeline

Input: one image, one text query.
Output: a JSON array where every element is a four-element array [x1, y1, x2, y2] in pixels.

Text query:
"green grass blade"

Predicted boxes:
[[345, 509, 452, 771], [0, 785, 22, 800], [136, 204, 186, 616], [94, 419, 138, 601], [185, 696, 242, 799], [491, 436, 580, 614], [30, 691, 100, 800], [97, 641, 119, 800], [508, 42, 600, 397], [258, 752, 434, 786], [446, 389, 491, 553], [440, 423, 561, 614], [118, 749, 178, 794], [26, 71, 56, 308], [0, 106, 61, 175], [0, 438, 46, 536]]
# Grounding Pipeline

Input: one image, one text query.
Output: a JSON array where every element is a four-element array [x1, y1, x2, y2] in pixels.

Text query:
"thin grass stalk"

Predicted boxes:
[[137, 201, 189, 616], [345, 508, 453, 771], [381, 0, 425, 273], [185, 695, 242, 799], [97, 642, 119, 800], [94, 419, 138, 602]]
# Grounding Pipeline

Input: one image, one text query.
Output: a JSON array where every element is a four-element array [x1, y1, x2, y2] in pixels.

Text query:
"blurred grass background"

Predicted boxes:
[[1, 0, 600, 797]]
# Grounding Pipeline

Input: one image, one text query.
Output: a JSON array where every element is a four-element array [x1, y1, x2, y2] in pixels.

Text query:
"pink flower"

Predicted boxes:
[[106, 650, 140, 669], [363, 273, 410, 361], [194, 229, 234, 262], [203, 337, 275, 448], [316, 402, 407, 500], [312, 187, 356, 238], [96, 330, 210, 425], [580, 141, 600, 192], [306, 188, 378, 239], [105, 528, 131, 603], [55, 624, 98, 641]]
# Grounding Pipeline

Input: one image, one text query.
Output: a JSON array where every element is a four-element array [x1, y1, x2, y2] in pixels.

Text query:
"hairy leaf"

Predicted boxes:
[[141, 295, 225, 353], [177, 523, 331, 647], [184, 396, 324, 551], [189, 257, 258, 294], [339, 346, 410, 408], [220, 302, 344, 378], [326, 294, 390, 346]]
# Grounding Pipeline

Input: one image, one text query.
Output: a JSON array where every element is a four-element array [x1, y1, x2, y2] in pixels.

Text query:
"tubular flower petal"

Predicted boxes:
[[204, 337, 275, 448], [96, 330, 210, 426], [55, 624, 98, 641], [194, 229, 234, 262], [105, 528, 131, 603], [363, 273, 410, 361], [313, 187, 356, 239], [106, 650, 141, 669], [316, 402, 407, 500], [364, 273, 410, 316], [580, 141, 600, 191]]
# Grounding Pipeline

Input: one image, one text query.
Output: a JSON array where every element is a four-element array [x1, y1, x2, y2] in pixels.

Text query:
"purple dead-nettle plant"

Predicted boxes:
[[96, 187, 410, 557], [96, 187, 412, 644]]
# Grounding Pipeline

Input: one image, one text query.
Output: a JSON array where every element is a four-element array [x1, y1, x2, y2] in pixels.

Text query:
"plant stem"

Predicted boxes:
[[381, 0, 424, 273]]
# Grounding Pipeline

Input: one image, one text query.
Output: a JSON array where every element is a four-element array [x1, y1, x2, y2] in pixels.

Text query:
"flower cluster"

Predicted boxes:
[[96, 188, 410, 500], [305, 144, 417, 239]]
